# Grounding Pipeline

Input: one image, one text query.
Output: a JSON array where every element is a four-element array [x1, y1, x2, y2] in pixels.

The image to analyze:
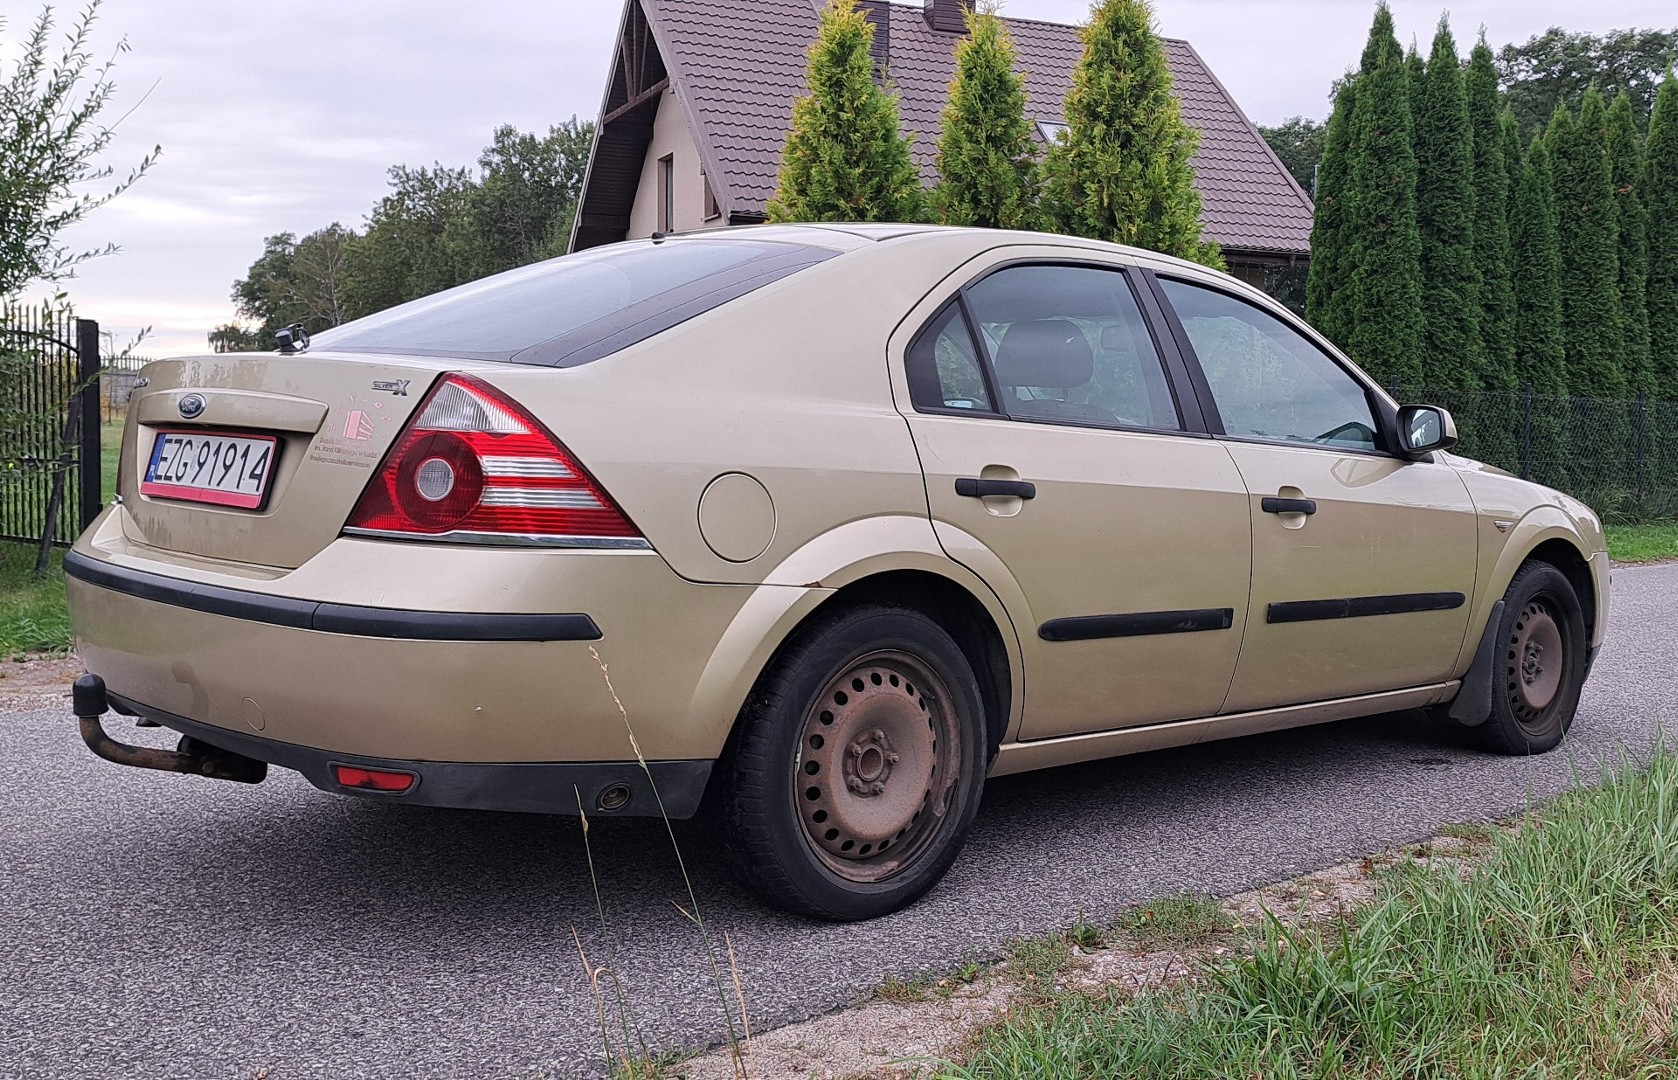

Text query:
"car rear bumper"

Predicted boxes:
[[66, 506, 822, 766], [110, 691, 713, 817]]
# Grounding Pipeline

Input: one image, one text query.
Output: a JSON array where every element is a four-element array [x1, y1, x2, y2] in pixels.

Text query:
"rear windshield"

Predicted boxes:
[[312, 237, 837, 367]]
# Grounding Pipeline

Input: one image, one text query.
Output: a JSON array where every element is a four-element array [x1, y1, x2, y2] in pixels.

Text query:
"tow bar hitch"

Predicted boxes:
[[72, 674, 267, 785]]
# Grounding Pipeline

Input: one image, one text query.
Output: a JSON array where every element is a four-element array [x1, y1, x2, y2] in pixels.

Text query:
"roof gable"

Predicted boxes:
[[583, 0, 1314, 257]]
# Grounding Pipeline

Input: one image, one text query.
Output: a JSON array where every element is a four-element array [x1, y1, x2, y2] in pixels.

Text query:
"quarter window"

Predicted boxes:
[[906, 302, 993, 412], [1158, 277, 1380, 452], [961, 265, 1181, 431]]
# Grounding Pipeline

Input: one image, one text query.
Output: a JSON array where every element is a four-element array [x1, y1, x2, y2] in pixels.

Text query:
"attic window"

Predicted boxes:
[[703, 174, 721, 221], [1036, 121, 1070, 143]]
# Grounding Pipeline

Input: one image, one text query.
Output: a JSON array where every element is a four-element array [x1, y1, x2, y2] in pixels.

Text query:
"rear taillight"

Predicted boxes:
[[343, 373, 642, 545]]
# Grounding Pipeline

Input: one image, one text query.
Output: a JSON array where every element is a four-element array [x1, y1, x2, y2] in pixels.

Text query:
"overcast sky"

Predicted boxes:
[[23, 0, 1675, 358]]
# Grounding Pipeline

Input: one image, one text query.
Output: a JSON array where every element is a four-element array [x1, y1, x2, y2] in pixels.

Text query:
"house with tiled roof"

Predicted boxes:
[[572, 0, 1314, 284]]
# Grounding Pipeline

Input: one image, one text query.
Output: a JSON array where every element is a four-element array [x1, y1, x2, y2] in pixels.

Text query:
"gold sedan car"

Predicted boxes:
[[66, 225, 1608, 920]]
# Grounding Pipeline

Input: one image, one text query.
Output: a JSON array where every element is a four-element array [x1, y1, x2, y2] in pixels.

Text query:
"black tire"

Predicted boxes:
[[1472, 561, 1588, 755], [718, 604, 988, 921]]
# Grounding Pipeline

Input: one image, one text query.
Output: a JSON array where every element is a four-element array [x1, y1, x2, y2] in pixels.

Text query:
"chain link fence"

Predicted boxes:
[[1394, 384, 1678, 522]]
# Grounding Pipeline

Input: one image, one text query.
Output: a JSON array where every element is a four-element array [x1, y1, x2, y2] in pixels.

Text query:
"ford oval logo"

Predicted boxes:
[[178, 394, 207, 419]]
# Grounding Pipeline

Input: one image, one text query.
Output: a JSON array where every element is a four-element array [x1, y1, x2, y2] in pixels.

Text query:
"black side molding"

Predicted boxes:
[[1267, 592, 1466, 624], [63, 549, 602, 642], [956, 477, 1036, 500], [1041, 608, 1235, 642]]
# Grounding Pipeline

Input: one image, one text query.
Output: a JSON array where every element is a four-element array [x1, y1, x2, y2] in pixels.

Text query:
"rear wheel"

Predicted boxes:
[[1472, 561, 1587, 755], [719, 605, 987, 921]]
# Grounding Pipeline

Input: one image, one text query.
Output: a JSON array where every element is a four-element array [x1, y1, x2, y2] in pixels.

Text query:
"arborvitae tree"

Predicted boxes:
[[1306, 78, 1357, 345], [1412, 19, 1482, 395], [1468, 39, 1518, 395], [932, 6, 1040, 230], [1044, 0, 1221, 266], [1344, 4, 1424, 387], [1607, 92, 1653, 398], [1500, 107, 1525, 210], [1511, 138, 1568, 396], [1648, 72, 1678, 403], [1510, 137, 1569, 486], [1548, 93, 1627, 399], [768, 0, 922, 223], [1406, 42, 1427, 102]]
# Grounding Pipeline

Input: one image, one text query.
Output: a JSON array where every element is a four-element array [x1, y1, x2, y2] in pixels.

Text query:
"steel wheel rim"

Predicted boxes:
[[1507, 598, 1567, 727], [795, 650, 962, 884]]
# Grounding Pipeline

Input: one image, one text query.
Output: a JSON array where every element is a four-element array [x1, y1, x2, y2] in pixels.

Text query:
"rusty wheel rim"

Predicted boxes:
[[795, 650, 962, 884], [1507, 599, 1566, 726]]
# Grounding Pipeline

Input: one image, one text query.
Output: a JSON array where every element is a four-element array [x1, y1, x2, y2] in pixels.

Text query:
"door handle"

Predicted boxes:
[[956, 478, 1036, 500], [1261, 496, 1317, 515]]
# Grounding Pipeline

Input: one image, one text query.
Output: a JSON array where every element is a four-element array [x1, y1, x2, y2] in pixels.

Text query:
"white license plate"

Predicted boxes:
[[140, 430, 278, 509]]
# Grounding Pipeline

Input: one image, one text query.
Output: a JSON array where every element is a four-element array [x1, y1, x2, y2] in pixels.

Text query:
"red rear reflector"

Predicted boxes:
[[334, 765, 416, 793], [343, 373, 642, 545]]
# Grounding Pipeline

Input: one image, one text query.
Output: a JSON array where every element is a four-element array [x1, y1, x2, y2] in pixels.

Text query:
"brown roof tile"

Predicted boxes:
[[637, 0, 1313, 256]]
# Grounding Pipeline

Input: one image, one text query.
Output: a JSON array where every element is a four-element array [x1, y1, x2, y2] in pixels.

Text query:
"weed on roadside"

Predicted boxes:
[[1114, 893, 1234, 951]]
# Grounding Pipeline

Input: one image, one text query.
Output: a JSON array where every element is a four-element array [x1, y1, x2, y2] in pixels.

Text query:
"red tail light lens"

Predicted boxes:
[[343, 374, 642, 545], [334, 765, 416, 793]]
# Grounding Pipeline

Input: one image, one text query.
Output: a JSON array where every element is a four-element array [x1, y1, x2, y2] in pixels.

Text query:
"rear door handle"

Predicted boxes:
[[1261, 496, 1317, 515], [956, 478, 1036, 500]]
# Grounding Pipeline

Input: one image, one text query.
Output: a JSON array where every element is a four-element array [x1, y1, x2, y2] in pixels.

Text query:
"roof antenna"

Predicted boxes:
[[274, 323, 310, 355], [650, 231, 667, 244]]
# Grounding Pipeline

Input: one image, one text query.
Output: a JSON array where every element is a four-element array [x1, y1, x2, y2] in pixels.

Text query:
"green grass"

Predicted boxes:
[[0, 542, 71, 656], [101, 420, 122, 504], [1116, 893, 1236, 951], [1607, 522, 1678, 564], [941, 754, 1678, 1079]]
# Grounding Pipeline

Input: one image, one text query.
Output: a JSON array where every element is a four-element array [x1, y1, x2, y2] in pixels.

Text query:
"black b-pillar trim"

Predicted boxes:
[[1040, 608, 1235, 642], [1267, 592, 1466, 624]]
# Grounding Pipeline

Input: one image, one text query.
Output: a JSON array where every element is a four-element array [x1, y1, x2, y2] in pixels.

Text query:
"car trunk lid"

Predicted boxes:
[[119, 352, 461, 569]]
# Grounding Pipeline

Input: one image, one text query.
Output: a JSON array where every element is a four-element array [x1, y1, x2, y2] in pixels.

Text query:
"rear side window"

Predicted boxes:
[[313, 238, 837, 367], [963, 264, 1181, 431]]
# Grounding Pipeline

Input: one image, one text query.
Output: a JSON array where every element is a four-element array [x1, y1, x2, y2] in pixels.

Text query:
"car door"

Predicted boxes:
[[895, 256, 1253, 740], [1147, 272, 1478, 714]]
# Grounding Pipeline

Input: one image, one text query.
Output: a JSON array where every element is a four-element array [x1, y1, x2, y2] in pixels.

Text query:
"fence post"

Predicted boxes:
[[76, 318, 102, 530], [1520, 382, 1534, 480], [1635, 392, 1647, 503]]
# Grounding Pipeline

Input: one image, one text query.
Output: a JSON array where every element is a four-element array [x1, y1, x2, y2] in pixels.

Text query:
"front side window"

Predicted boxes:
[[1159, 277, 1380, 452], [961, 264, 1181, 431]]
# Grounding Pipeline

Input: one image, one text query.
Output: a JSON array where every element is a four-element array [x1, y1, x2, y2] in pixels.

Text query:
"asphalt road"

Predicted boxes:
[[3, 564, 1675, 1079]]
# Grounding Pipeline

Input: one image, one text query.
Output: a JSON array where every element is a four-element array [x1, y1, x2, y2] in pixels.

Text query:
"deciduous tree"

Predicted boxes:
[[0, 1, 158, 297], [768, 0, 922, 223], [932, 6, 1039, 230], [1044, 0, 1221, 266], [1498, 28, 1678, 137], [1258, 116, 1326, 194]]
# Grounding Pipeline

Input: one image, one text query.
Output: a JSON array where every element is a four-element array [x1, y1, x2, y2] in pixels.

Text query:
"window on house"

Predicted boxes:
[[703, 174, 721, 221], [1036, 121, 1070, 143], [657, 154, 675, 233]]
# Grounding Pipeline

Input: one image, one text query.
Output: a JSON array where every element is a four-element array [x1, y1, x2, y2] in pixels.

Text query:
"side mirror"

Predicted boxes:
[[1396, 404, 1457, 457]]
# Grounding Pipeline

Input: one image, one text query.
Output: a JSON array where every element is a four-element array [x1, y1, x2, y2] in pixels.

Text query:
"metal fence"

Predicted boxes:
[[1395, 384, 1678, 522], [102, 352, 152, 423], [0, 303, 102, 548]]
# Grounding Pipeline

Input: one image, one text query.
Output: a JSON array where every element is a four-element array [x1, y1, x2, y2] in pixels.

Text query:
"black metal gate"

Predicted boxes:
[[0, 303, 103, 548]]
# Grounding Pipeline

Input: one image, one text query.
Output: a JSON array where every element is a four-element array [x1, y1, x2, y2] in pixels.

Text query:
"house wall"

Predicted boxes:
[[627, 87, 723, 238]]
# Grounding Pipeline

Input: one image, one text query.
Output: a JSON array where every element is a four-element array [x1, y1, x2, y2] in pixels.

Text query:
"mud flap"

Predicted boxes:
[[1446, 599, 1505, 728]]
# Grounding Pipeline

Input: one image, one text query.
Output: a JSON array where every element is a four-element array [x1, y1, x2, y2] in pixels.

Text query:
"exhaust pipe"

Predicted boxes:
[[72, 674, 267, 785]]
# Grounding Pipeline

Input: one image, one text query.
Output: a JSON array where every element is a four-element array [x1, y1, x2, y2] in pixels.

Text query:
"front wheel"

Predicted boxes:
[[718, 605, 988, 921], [1472, 561, 1588, 755]]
